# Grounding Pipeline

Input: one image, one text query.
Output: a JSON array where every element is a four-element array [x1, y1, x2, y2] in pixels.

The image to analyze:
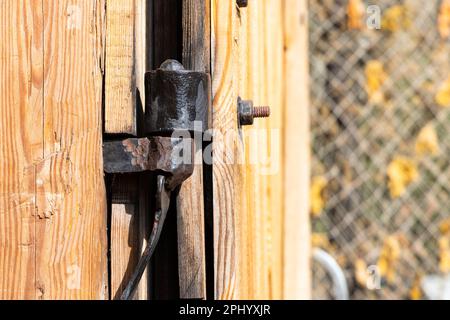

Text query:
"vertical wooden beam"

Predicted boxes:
[[0, 0, 44, 299], [36, 0, 107, 299], [105, 0, 136, 135], [282, 0, 311, 299], [211, 0, 244, 300], [176, 0, 210, 300], [110, 175, 139, 299], [238, 0, 285, 300], [104, 0, 148, 300]]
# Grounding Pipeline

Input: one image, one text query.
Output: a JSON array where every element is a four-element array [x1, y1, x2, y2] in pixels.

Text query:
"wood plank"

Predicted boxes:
[[110, 175, 139, 299], [237, 0, 285, 300], [104, 0, 149, 300], [282, 0, 311, 299], [236, 0, 255, 300], [176, 0, 210, 300], [34, 0, 107, 299], [211, 0, 244, 300], [104, 0, 136, 135], [0, 0, 44, 299], [262, 0, 284, 300]]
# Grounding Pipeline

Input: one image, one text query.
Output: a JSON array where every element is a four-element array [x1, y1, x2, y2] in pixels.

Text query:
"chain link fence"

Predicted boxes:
[[309, 0, 450, 299]]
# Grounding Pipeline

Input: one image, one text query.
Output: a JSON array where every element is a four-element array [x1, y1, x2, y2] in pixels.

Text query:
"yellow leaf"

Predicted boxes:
[[439, 236, 450, 273], [409, 276, 423, 300], [387, 157, 419, 198], [377, 257, 388, 277], [355, 259, 368, 287], [415, 124, 440, 156], [365, 60, 387, 103], [347, 0, 365, 30], [438, 0, 450, 39], [436, 77, 450, 107], [310, 176, 327, 217], [440, 219, 450, 235], [377, 236, 402, 284], [382, 5, 411, 32], [311, 233, 331, 249]]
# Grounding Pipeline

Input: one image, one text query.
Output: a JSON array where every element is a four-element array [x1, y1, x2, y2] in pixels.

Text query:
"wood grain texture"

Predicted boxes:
[[110, 175, 139, 299], [104, 0, 136, 135], [105, 0, 149, 300], [38, 0, 107, 299], [0, 0, 108, 299], [282, 0, 311, 299], [212, 0, 305, 300], [0, 0, 43, 299], [176, 0, 210, 300], [236, 0, 284, 300], [211, 0, 244, 300]]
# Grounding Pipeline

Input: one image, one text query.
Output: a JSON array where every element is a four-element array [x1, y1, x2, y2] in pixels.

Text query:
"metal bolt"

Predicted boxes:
[[237, 0, 248, 8], [238, 97, 271, 126]]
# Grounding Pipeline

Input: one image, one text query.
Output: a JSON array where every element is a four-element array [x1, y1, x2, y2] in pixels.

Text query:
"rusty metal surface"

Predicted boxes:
[[103, 137, 194, 190], [145, 60, 212, 134]]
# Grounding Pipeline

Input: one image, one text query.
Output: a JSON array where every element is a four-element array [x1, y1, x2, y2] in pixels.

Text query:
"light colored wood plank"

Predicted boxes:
[[110, 175, 139, 299], [211, 0, 244, 300], [238, 0, 285, 300], [104, 0, 148, 300], [104, 0, 136, 135], [176, 0, 210, 300], [0, 0, 44, 299], [263, 0, 284, 300], [282, 0, 311, 299], [111, 204, 138, 297], [37, 0, 108, 299]]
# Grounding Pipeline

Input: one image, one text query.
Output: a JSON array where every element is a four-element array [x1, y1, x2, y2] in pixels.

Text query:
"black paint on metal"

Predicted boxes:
[[145, 60, 211, 135]]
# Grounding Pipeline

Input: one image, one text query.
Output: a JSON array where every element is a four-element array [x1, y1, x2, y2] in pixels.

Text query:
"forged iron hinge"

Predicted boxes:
[[103, 59, 211, 300]]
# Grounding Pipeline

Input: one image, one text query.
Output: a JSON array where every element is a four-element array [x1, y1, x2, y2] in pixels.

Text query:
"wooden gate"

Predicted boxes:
[[0, 0, 310, 300]]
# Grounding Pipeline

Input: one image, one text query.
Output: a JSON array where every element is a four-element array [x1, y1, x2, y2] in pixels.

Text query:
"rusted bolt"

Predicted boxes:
[[237, 0, 248, 8], [238, 97, 271, 126]]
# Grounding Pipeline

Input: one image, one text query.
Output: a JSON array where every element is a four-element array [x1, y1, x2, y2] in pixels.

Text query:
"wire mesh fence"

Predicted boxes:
[[309, 0, 450, 299]]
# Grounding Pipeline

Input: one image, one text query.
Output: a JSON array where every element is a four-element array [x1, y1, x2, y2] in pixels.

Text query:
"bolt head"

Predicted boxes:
[[238, 98, 254, 126], [237, 0, 248, 8]]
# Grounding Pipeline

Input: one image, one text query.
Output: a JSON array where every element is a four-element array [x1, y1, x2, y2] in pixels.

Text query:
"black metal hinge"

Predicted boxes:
[[103, 59, 211, 300]]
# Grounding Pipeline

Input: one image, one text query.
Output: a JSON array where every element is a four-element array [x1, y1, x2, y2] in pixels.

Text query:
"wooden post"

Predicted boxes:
[[212, 0, 311, 300], [104, 0, 148, 299], [282, 0, 311, 299], [0, 0, 108, 299], [175, 0, 210, 300], [211, 0, 243, 300]]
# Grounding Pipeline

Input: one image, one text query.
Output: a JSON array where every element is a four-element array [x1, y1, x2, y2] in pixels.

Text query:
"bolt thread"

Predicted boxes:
[[252, 106, 271, 118]]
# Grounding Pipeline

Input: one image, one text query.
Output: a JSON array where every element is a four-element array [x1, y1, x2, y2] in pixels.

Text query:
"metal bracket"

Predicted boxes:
[[103, 59, 211, 300], [103, 137, 194, 191]]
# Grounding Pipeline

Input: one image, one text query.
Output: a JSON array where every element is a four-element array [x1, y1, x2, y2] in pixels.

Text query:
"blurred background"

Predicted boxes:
[[309, 0, 450, 299]]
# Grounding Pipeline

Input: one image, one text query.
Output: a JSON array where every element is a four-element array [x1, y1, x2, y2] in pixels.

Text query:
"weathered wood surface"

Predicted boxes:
[[234, 0, 285, 300], [109, 175, 139, 299], [104, 0, 149, 300], [283, 0, 311, 299], [0, 0, 108, 299], [211, 0, 243, 300], [212, 0, 310, 299], [176, 0, 210, 300], [105, 0, 137, 135]]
